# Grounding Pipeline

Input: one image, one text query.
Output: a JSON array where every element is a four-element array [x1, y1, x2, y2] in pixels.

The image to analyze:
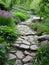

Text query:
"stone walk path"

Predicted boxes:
[[8, 15, 40, 65], [19, 15, 43, 25]]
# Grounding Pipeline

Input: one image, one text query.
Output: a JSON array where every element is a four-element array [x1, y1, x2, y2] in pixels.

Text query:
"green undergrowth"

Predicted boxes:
[[0, 44, 7, 65], [30, 21, 49, 36], [0, 16, 15, 28], [13, 11, 30, 23], [0, 26, 20, 43], [32, 45, 49, 65]]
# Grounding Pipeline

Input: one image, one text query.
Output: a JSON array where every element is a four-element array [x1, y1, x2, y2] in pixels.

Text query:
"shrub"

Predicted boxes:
[[13, 16, 21, 24], [30, 22, 49, 35], [13, 11, 30, 21], [0, 11, 15, 28], [0, 44, 7, 65], [0, 26, 20, 43], [36, 45, 49, 65], [32, 45, 49, 65], [0, 36, 5, 43]]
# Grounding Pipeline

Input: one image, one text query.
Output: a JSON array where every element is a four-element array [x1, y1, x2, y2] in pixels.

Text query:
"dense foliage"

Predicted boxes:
[[30, 21, 49, 35], [0, 0, 49, 65], [32, 45, 49, 65], [37, 45, 49, 65], [0, 44, 7, 65], [13, 11, 30, 21], [0, 26, 19, 43], [0, 11, 15, 27]]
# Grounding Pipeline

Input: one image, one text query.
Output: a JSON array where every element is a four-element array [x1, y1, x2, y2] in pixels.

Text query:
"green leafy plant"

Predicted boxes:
[[0, 26, 20, 43], [13, 11, 30, 21], [36, 45, 49, 65], [0, 11, 15, 28], [32, 45, 49, 65], [0, 36, 5, 43], [0, 44, 7, 65], [30, 21, 49, 35]]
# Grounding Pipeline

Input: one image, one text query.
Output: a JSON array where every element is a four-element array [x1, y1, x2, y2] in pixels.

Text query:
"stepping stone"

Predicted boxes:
[[17, 25, 36, 35], [24, 50, 36, 56], [15, 37, 31, 45], [9, 50, 16, 54], [22, 55, 32, 63], [20, 44, 29, 49], [12, 43, 20, 47], [8, 54, 16, 60], [21, 36, 36, 45], [30, 45, 38, 50], [21, 36, 38, 45], [14, 60, 22, 65], [16, 51, 24, 59], [40, 40, 49, 45]]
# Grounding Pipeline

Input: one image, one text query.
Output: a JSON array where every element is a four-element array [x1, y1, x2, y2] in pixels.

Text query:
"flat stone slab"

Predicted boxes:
[[20, 44, 29, 49], [17, 25, 36, 35], [16, 37, 31, 45], [12, 35, 38, 51], [13, 35, 38, 45], [24, 63, 32, 65], [8, 54, 16, 60], [16, 51, 24, 59], [21, 36, 38, 45], [38, 35, 49, 41], [22, 55, 32, 63], [12, 43, 20, 47], [24, 50, 36, 56], [30, 45, 38, 50], [14, 60, 22, 65]]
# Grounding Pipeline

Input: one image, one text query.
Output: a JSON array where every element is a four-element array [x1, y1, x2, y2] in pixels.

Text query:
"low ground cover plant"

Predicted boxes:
[[0, 26, 20, 43], [0, 44, 8, 65], [30, 21, 49, 35], [37, 45, 49, 65], [32, 45, 49, 65], [13, 11, 30, 21]]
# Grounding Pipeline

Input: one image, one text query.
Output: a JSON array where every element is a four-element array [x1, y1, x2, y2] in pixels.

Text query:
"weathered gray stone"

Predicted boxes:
[[17, 25, 36, 35], [16, 37, 30, 45], [9, 50, 16, 54], [41, 40, 49, 45], [22, 40, 30, 45], [21, 36, 38, 45], [20, 44, 29, 49], [8, 54, 16, 60], [12, 43, 20, 47], [24, 51, 36, 56], [16, 51, 24, 59], [38, 35, 49, 41], [30, 45, 38, 50], [24, 63, 32, 65], [14, 60, 22, 65], [24, 51, 30, 55], [27, 36, 37, 45], [22, 55, 32, 63]]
